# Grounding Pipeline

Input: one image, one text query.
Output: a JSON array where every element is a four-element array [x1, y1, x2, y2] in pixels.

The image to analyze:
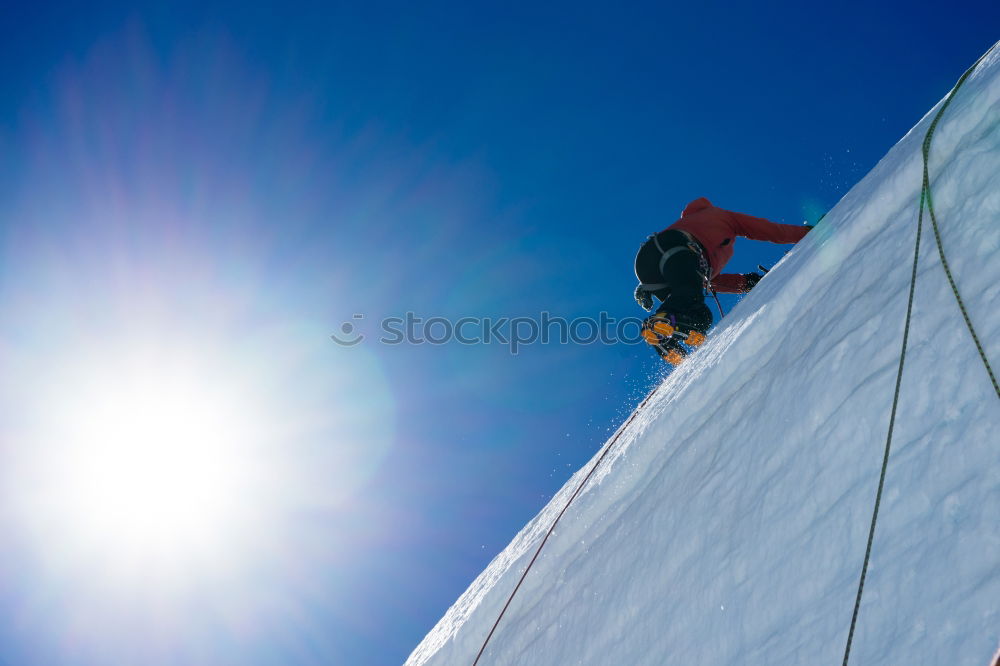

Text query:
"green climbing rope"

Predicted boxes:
[[842, 44, 998, 666], [922, 87, 1000, 398]]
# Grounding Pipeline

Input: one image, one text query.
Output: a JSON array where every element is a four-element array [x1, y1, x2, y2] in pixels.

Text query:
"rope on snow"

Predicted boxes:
[[842, 42, 999, 666], [472, 386, 661, 665]]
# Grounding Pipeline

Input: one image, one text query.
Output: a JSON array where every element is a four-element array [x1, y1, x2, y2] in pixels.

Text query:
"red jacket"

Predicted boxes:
[[666, 197, 810, 293]]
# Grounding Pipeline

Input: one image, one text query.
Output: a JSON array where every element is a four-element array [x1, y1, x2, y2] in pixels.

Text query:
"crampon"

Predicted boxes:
[[640, 313, 707, 365]]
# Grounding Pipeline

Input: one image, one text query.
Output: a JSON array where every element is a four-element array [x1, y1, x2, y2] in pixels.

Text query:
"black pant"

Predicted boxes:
[[634, 230, 713, 333]]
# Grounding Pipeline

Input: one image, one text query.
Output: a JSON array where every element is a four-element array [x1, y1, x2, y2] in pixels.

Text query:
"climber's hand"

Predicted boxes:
[[743, 272, 763, 292]]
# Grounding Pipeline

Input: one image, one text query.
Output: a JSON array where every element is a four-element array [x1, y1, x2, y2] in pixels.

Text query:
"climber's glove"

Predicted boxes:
[[743, 272, 763, 292]]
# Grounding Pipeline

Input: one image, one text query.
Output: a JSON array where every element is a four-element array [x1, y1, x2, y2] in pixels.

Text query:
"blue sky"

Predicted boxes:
[[0, 2, 997, 665]]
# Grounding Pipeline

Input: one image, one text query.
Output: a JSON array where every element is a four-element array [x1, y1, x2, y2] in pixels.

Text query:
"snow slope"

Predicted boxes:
[[408, 42, 1000, 666]]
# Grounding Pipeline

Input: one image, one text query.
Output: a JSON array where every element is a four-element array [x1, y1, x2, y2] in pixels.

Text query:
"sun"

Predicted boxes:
[[63, 374, 248, 552], [22, 345, 266, 577]]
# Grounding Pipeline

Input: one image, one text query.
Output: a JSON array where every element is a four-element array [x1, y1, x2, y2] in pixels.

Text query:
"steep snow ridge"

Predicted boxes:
[[408, 42, 1000, 666]]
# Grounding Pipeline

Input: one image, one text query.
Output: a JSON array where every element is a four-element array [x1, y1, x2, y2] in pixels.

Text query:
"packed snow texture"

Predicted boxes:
[[407, 43, 1000, 666]]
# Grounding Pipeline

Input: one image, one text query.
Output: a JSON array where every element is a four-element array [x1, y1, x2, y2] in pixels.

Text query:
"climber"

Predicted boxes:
[[634, 197, 812, 361]]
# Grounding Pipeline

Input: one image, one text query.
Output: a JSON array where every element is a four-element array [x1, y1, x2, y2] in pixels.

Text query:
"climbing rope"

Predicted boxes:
[[710, 287, 726, 318], [472, 386, 660, 665], [842, 46, 998, 666], [922, 99, 1000, 399]]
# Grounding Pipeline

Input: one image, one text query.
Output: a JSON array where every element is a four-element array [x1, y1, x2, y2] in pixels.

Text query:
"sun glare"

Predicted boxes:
[[26, 349, 264, 576], [67, 378, 245, 549]]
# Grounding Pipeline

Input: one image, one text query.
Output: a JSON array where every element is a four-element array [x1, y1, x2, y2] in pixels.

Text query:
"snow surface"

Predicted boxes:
[[408, 42, 1000, 666]]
